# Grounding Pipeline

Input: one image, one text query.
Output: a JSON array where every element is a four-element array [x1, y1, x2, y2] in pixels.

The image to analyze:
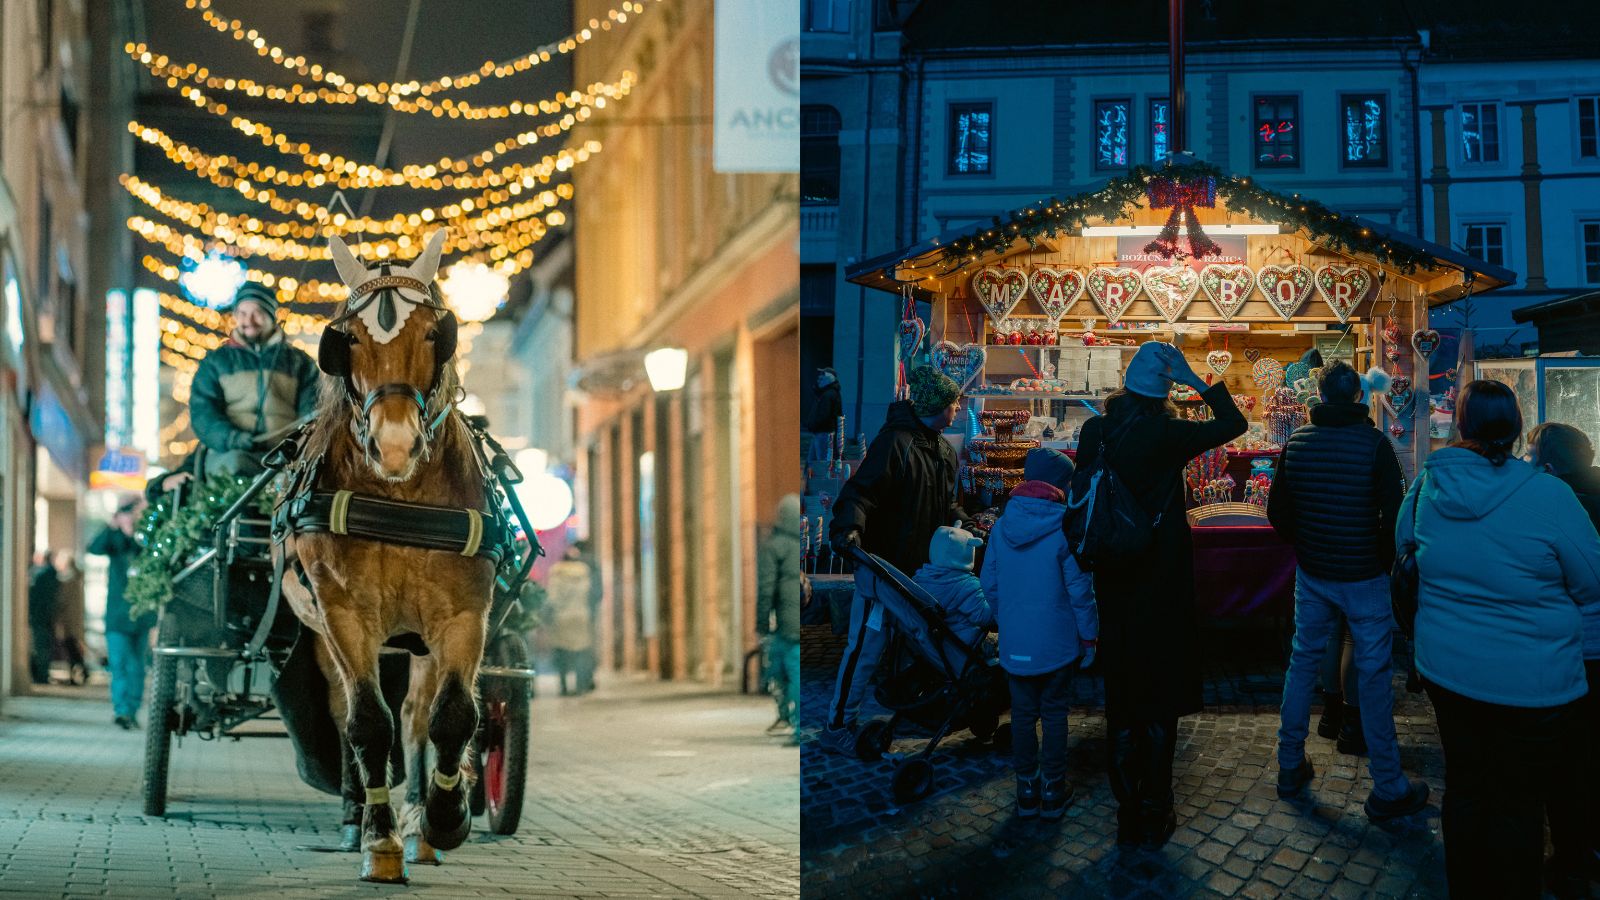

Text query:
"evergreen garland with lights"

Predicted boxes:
[[126, 474, 277, 620], [933, 160, 1439, 275]]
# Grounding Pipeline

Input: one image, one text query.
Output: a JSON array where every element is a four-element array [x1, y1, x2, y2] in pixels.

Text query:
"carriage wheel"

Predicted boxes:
[[478, 633, 531, 836], [142, 616, 179, 817]]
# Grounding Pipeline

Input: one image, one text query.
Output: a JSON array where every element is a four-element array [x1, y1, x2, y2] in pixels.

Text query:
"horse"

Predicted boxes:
[[275, 229, 501, 883]]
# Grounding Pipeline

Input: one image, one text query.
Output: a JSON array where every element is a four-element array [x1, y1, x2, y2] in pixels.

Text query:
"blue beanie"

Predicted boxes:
[[1023, 448, 1075, 493], [1124, 341, 1176, 398]]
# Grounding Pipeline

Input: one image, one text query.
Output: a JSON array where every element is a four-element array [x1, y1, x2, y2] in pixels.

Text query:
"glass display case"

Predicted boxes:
[[1475, 357, 1600, 452]]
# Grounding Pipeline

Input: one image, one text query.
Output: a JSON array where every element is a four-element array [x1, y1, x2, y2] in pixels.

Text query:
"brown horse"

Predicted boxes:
[[277, 230, 497, 882]]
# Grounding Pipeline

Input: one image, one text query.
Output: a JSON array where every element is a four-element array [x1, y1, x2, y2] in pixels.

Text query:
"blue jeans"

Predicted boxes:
[[1009, 664, 1076, 781], [828, 570, 889, 730], [1277, 570, 1410, 800], [106, 630, 150, 719], [770, 635, 801, 726]]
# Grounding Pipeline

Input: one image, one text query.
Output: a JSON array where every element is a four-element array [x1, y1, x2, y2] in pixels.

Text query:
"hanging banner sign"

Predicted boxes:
[[713, 0, 799, 173], [1115, 235, 1247, 272]]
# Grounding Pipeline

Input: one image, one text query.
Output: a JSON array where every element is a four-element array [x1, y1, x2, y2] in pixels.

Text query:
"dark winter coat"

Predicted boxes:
[[1268, 401, 1405, 581], [88, 527, 155, 635], [1556, 465, 1600, 659], [190, 329, 319, 454], [807, 382, 842, 435], [830, 400, 964, 577], [27, 564, 58, 630], [1070, 382, 1247, 721], [757, 497, 803, 640]]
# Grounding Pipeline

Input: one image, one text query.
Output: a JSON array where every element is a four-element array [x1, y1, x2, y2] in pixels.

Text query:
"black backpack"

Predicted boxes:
[[1062, 413, 1179, 571]]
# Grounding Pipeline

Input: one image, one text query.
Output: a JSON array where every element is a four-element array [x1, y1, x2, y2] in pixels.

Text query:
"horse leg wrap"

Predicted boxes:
[[423, 674, 475, 851], [433, 770, 461, 790], [364, 787, 390, 806]]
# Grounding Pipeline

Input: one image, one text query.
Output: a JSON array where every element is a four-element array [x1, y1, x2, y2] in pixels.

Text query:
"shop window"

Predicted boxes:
[[1340, 93, 1387, 167], [1094, 99, 1131, 170], [1579, 96, 1599, 159], [1460, 102, 1500, 163], [1583, 221, 1600, 284], [1464, 223, 1505, 267], [948, 102, 992, 176], [1150, 98, 1172, 162], [803, 0, 850, 33], [801, 105, 842, 203], [1254, 95, 1300, 169]]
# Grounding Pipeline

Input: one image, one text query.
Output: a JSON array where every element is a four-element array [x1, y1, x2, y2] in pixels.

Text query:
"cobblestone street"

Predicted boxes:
[[800, 622, 1463, 899], [0, 675, 799, 899]]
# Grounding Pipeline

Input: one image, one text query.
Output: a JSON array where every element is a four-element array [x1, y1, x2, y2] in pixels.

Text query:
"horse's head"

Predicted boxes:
[[320, 230, 459, 482]]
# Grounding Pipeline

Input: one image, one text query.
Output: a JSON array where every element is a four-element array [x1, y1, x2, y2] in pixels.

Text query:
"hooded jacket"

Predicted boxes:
[[911, 564, 992, 647], [757, 495, 803, 640], [830, 400, 964, 576], [1398, 447, 1600, 707], [980, 495, 1098, 676], [190, 328, 320, 453], [1556, 465, 1600, 658]]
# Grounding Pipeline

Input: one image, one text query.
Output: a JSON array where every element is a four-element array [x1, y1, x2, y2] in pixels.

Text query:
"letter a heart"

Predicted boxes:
[[1028, 267, 1085, 324]]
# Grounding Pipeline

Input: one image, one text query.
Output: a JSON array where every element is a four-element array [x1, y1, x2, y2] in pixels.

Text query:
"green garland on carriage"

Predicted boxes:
[[125, 473, 278, 620]]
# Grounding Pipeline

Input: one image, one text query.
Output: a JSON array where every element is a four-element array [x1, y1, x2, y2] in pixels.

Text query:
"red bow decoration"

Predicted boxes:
[[1143, 175, 1220, 260]]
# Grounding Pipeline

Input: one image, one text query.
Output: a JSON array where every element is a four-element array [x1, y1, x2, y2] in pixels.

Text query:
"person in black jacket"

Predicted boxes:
[[806, 368, 843, 460], [1268, 362, 1430, 821], [27, 551, 60, 684], [820, 366, 965, 754], [1071, 341, 1246, 848]]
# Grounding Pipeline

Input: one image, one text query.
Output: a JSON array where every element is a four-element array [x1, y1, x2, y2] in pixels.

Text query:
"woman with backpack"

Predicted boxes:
[[1067, 341, 1246, 848]]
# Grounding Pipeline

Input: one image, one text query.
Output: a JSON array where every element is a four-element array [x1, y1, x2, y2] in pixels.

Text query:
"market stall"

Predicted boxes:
[[845, 159, 1512, 618]]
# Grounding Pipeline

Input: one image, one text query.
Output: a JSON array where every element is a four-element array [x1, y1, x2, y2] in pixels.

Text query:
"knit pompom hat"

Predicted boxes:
[[1023, 448, 1075, 493], [928, 522, 984, 571], [232, 282, 279, 317], [908, 366, 961, 417]]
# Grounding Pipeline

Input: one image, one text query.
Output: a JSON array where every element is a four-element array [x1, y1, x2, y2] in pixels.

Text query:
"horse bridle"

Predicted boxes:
[[317, 272, 460, 449]]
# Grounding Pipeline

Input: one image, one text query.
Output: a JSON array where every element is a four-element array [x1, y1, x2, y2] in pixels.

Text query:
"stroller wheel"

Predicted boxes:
[[968, 711, 999, 743], [892, 758, 935, 804], [855, 719, 893, 761]]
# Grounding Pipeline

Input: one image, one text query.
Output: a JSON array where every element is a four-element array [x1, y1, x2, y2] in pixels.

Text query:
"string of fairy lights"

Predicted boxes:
[[130, 2, 645, 458]]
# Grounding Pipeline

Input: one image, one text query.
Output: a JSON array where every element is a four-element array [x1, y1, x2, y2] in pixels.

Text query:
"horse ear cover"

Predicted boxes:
[[318, 326, 354, 377], [431, 311, 458, 363]]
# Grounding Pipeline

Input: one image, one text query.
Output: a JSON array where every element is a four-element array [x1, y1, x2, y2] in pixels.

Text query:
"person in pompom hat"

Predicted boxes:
[[982, 476, 1097, 820], [821, 365, 969, 754], [189, 280, 319, 477]]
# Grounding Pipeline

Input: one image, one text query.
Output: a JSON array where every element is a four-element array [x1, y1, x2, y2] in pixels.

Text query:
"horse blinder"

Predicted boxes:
[[428, 311, 458, 364], [318, 326, 356, 377]]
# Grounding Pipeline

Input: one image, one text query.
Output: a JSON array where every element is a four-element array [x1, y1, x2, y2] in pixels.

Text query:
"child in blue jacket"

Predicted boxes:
[[912, 523, 993, 649]]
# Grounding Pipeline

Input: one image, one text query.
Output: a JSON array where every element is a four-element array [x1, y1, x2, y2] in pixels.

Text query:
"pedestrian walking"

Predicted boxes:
[[88, 502, 156, 729], [1525, 421, 1600, 879], [542, 546, 596, 697], [980, 474, 1096, 820], [1068, 341, 1245, 847], [52, 551, 89, 686], [1266, 362, 1430, 819], [1400, 381, 1600, 898], [821, 365, 966, 754], [757, 494, 803, 738], [27, 551, 60, 685], [806, 367, 842, 461]]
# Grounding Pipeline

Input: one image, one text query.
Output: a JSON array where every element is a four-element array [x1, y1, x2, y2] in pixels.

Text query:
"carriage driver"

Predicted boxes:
[[189, 282, 321, 478]]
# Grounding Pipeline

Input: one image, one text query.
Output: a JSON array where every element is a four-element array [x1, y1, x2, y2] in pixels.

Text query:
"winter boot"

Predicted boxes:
[[1040, 778, 1073, 820], [1016, 772, 1041, 818], [1336, 705, 1368, 756], [1316, 692, 1344, 739]]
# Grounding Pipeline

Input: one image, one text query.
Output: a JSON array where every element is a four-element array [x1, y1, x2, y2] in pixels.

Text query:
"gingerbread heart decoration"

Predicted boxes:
[[1388, 375, 1414, 413], [1256, 264, 1315, 321], [1028, 267, 1085, 324], [1141, 265, 1201, 323], [933, 340, 987, 391], [898, 317, 926, 362], [972, 266, 1028, 327], [1412, 329, 1441, 359], [1206, 350, 1233, 376], [1086, 267, 1144, 324], [1243, 347, 1262, 363], [1199, 264, 1256, 321], [1314, 265, 1374, 324]]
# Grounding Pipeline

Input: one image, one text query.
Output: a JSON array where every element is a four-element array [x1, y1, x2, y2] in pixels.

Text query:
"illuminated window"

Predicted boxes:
[[1461, 102, 1500, 163], [1150, 98, 1172, 162], [948, 102, 992, 176], [1254, 95, 1300, 169], [1340, 93, 1387, 167], [1094, 99, 1131, 170], [1578, 96, 1599, 159], [1464, 223, 1505, 267]]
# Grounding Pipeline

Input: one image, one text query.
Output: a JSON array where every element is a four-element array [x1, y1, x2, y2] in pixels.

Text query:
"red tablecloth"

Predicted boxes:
[[1191, 525, 1297, 618]]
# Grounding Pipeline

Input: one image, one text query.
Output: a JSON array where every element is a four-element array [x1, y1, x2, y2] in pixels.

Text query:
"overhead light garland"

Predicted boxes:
[[179, 0, 657, 99]]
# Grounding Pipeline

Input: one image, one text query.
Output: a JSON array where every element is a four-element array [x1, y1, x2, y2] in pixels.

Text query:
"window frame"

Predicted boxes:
[[1581, 219, 1600, 286], [1575, 95, 1600, 162], [1091, 96, 1133, 172], [800, 105, 843, 204], [802, 0, 851, 34], [946, 100, 996, 178], [1337, 91, 1390, 170], [1252, 93, 1304, 172], [1463, 222, 1508, 269], [1458, 101, 1502, 165]]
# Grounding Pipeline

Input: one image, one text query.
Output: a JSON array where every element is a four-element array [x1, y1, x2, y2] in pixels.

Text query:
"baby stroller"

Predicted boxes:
[[848, 547, 1011, 803]]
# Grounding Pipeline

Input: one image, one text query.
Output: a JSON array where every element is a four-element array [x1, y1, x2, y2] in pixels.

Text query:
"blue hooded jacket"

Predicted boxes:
[[980, 496, 1098, 675], [911, 564, 992, 647], [1398, 448, 1600, 707]]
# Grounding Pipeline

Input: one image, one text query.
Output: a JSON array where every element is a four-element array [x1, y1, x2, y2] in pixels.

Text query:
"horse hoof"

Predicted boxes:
[[360, 849, 408, 884], [404, 834, 443, 865], [338, 824, 361, 853], [422, 786, 471, 851]]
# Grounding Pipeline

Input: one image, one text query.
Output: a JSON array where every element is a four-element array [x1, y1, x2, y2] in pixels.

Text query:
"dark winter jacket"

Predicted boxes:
[[912, 563, 992, 647], [1556, 466, 1600, 659], [757, 496, 803, 640], [807, 382, 843, 435], [1070, 382, 1246, 719], [1268, 401, 1404, 581], [830, 400, 965, 577], [980, 496, 1097, 675], [88, 527, 155, 634], [190, 328, 319, 454], [27, 564, 58, 630]]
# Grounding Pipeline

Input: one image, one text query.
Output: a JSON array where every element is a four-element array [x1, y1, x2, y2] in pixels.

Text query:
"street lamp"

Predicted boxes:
[[438, 260, 510, 323], [644, 347, 688, 392], [178, 249, 248, 310]]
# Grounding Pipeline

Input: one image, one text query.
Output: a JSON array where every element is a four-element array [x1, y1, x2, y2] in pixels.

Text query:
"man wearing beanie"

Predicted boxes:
[[189, 281, 320, 476], [821, 365, 968, 752]]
